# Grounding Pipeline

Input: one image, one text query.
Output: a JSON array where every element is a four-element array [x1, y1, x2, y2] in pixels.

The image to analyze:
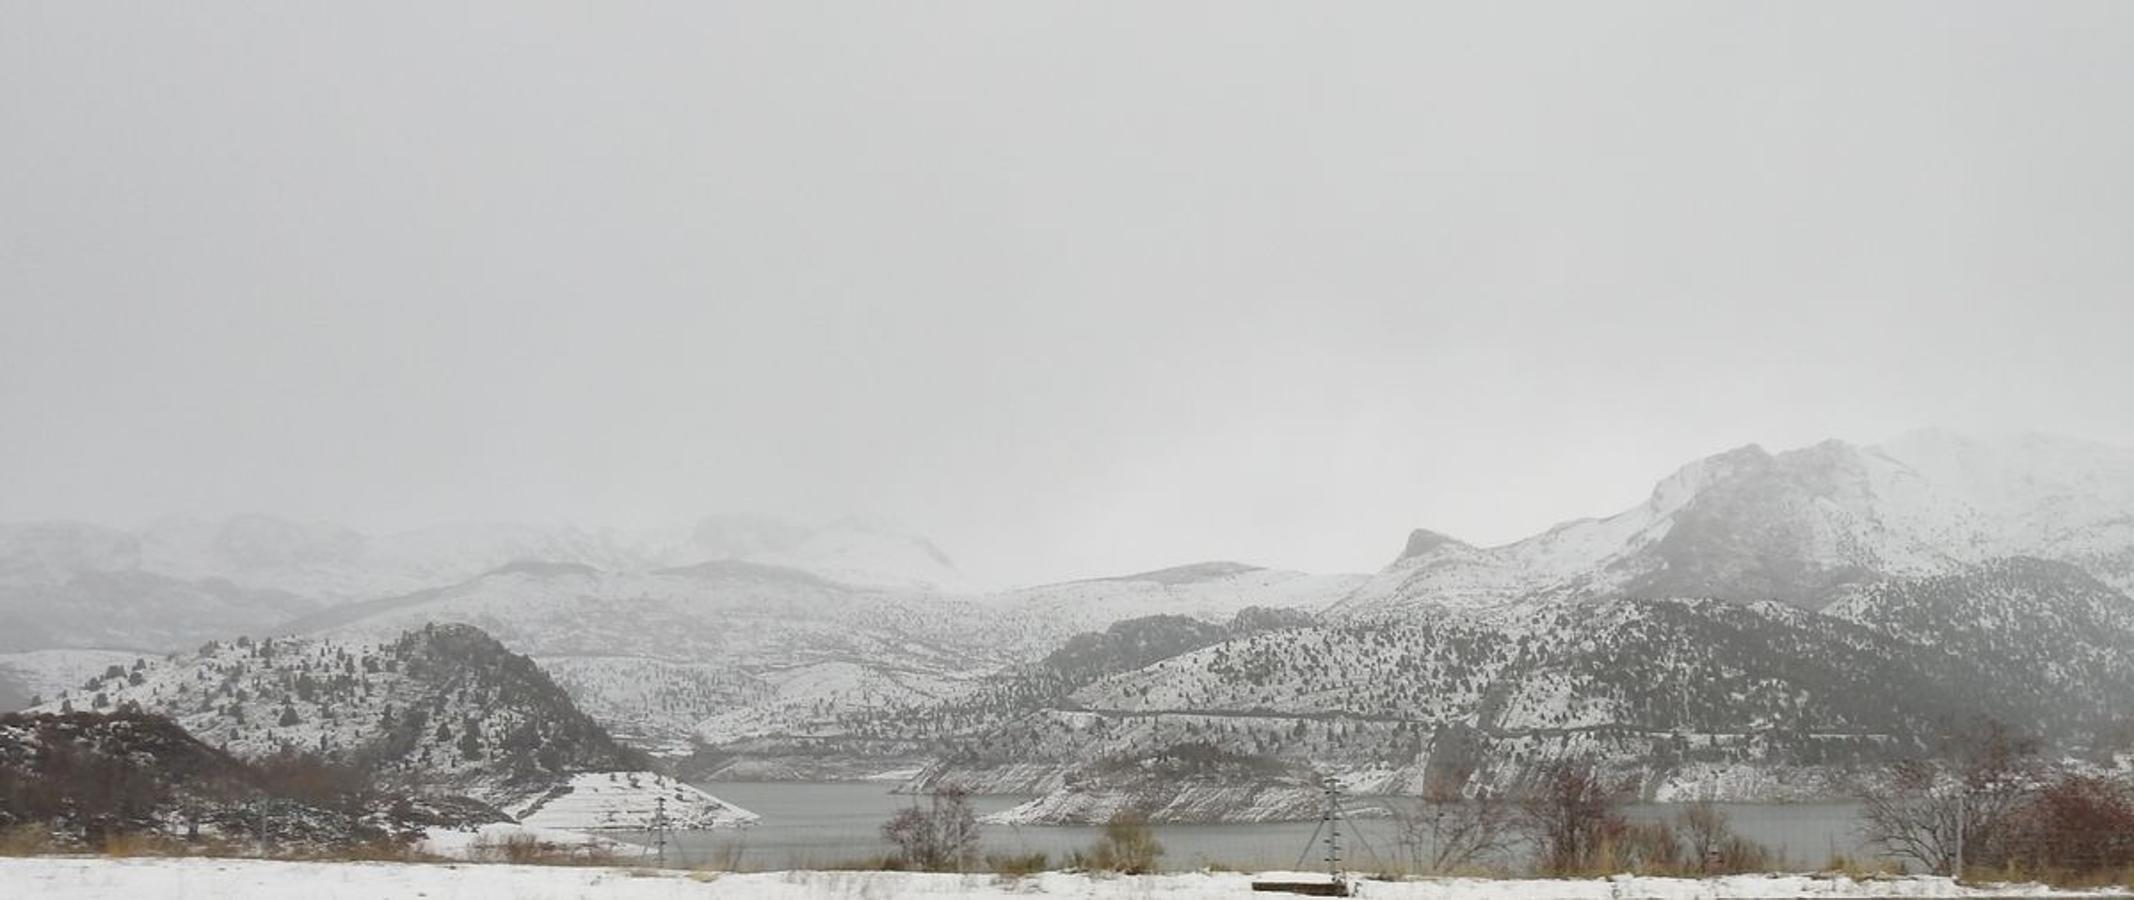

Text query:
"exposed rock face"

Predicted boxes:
[[1398, 528, 1467, 561]]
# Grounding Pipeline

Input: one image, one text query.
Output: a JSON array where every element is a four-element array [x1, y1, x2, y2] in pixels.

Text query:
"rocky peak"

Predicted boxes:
[[1396, 528, 1467, 562]]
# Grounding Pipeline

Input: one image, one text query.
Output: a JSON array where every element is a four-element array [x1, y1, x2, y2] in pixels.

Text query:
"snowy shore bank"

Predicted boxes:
[[2, 857, 2126, 899]]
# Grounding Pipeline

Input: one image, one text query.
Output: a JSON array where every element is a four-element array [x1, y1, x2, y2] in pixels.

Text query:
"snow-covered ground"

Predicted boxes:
[[510, 772, 758, 831], [0, 858, 2125, 899], [0, 647, 141, 707], [416, 822, 633, 861]]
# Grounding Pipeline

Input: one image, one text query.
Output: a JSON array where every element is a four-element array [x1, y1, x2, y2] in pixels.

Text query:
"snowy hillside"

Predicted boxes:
[[28, 624, 643, 807], [287, 556, 1356, 756], [0, 710, 513, 849], [0, 648, 141, 711], [285, 561, 1031, 749], [913, 560, 2134, 814], [1336, 432, 2134, 617]]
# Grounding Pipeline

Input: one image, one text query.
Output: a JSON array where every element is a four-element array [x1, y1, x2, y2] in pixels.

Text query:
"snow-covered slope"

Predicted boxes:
[[284, 561, 1031, 748], [1337, 432, 2134, 617], [0, 710, 512, 849], [28, 624, 643, 807], [286, 556, 1361, 753], [0, 648, 142, 711], [510, 771, 756, 830], [916, 559, 2134, 813]]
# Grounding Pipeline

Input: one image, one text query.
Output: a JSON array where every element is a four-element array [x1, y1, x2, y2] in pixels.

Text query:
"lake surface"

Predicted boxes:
[[616, 781, 1877, 873]]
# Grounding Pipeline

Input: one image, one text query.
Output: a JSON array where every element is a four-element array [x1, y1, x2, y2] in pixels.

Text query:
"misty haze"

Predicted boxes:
[[6, 3, 2134, 898]]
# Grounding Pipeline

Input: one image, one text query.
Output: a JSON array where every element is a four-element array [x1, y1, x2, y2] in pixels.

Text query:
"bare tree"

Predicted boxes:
[[1393, 772, 1518, 874], [1676, 800, 1726, 866], [1080, 809, 1164, 874], [1515, 762, 1630, 875], [1674, 800, 1769, 873], [1858, 720, 2041, 875], [1859, 758, 1962, 874], [881, 784, 980, 871], [2004, 774, 2134, 874]]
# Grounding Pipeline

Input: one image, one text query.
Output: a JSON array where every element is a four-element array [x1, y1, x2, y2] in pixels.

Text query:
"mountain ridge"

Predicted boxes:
[[1335, 431, 2134, 618]]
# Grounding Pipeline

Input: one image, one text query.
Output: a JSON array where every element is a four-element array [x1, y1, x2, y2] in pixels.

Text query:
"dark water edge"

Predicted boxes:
[[605, 781, 1877, 874]]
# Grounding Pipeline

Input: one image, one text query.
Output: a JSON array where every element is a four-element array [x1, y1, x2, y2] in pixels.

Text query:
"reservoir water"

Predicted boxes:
[[619, 781, 1876, 873]]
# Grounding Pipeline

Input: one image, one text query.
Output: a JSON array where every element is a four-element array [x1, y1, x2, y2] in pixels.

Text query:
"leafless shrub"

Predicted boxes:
[[1075, 809, 1164, 874], [1391, 774, 1518, 874], [1608, 820, 1683, 873], [880, 784, 980, 872], [1858, 721, 2041, 875], [2002, 774, 2134, 880], [1675, 801, 1770, 873], [1515, 762, 1631, 875]]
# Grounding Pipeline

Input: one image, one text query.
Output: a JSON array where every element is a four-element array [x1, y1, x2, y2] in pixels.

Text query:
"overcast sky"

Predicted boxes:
[[5, 2, 2133, 586]]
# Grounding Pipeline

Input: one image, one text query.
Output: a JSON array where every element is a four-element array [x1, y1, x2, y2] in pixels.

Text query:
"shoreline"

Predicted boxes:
[[2, 856, 2127, 899]]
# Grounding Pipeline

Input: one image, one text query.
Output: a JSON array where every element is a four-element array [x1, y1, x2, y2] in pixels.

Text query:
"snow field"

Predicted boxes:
[[1, 857, 2125, 900]]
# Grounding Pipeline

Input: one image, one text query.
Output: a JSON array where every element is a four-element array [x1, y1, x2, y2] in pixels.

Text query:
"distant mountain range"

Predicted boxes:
[[6, 430, 2134, 819], [0, 514, 972, 654]]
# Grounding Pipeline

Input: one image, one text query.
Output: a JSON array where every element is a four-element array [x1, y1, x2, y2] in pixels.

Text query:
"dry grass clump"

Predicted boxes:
[[1823, 851, 1904, 879], [302, 837, 436, 863], [984, 851, 1049, 877], [696, 839, 747, 873], [469, 832, 620, 867], [0, 824, 57, 856], [99, 831, 186, 857]]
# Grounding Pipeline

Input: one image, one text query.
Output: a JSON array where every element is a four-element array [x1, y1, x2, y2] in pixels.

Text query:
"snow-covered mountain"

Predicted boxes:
[[1335, 431, 2134, 617], [915, 558, 2134, 816], [281, 561, 1036, 752], [29, 623, 645, 808], [12, 428, 2134, 809], [0, 514, 975, 654], [274, 556, 1355, 756], [0, 710, 514, 849]]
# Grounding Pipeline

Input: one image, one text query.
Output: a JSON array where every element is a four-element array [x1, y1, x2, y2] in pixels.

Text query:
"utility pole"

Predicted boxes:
[[1952, 792, 1965, 881], [1323, 776, 1346, 891], [652, 796, 670, 867]]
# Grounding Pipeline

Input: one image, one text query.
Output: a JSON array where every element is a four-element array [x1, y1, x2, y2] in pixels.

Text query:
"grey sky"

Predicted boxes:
[[5, 2, 2133, 586]]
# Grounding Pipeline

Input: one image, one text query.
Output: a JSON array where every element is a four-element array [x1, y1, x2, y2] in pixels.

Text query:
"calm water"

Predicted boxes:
[[613, 781, 1875, 873]]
